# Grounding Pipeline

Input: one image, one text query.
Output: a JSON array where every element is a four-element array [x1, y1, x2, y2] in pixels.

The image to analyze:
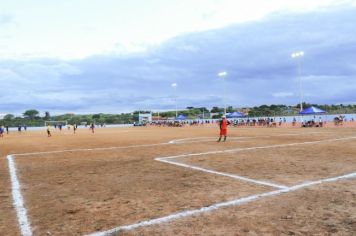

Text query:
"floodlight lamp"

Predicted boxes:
[[291, 51, 305, 58], [218, 71, 227, 77], [171, 83, 177, 87]]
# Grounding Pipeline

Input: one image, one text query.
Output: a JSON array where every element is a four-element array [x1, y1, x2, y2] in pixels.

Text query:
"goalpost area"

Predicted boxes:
[[44, 120, 68, 127], [1, 126, 356, 235]]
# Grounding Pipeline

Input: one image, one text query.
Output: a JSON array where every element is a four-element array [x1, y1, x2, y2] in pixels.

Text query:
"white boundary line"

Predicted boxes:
[[168, 137, 249, 144], [13, 131, 336, 157], [13, 143, 171, 157], [155, 158, 288, 189], [87, 172, 356, 236], [7, 155, 32, 236], [7, 133, 356, 236], [160, 136, 356, 160], [167, 131, 334, 144]]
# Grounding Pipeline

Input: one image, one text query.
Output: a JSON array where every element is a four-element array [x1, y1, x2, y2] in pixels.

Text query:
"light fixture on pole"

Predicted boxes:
[[218, 71, 227, 115], [291, 51, 304, 112], [171, 83, 178, 118]]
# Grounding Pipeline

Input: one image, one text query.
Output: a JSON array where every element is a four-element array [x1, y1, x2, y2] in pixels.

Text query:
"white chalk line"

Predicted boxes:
[[7, 132, 355, 235], [160, 136, 356, 160], [167, 131, 335, 144], [168, 137, 250, 144], [155, 158, 288, 189], [12, 131, 336, 157], [13, 143, 171, 157], [7, 155, 32, 236], [86, 172, 356, 236]]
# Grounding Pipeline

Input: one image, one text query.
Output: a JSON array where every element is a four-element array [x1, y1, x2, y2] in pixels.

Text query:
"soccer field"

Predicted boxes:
[[1, 126, 356, 235]]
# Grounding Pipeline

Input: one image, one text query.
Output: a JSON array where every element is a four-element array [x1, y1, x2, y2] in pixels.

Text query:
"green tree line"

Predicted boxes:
[[0, 110, 135, 127], [1, 103, 356, 127]]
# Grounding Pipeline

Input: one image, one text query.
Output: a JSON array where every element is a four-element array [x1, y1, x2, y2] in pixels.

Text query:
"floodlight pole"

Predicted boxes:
[[175, 94, 178, 118], [297, 58, 303, 112], [171, 83, 178, 118], [218, 71, 227, 115], [291, 52, 304, 113]]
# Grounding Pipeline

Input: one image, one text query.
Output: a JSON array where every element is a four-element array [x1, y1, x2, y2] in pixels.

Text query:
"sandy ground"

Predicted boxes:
[[178, 138, 356, 185], [0, 125, 355, 235], [126, 179, 356, 236]]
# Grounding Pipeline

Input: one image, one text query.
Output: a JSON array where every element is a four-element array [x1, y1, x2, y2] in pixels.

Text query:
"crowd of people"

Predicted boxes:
[[46, 123, 94, 137], [147, 117, 289, 128], [0, 115, 355, 139]]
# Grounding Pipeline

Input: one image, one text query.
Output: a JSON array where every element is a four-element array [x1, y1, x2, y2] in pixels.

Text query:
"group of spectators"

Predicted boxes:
[[141, 115, 356, 128], [333, 115, 354, 126]]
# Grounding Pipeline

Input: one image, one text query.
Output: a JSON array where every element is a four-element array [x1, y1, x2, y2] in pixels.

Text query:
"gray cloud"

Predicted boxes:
[[1, 6, 356, 114]]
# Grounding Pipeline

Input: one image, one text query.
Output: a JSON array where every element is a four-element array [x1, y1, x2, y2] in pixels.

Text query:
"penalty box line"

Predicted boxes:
[[13, 131, 336, 157], [156, 136, 356, 190], [160, 136, 356, 160], [8, 134, 356, 236], [87, 172, 356, 236], [167, 131, 334, 144], [155, 158, 288, 189]]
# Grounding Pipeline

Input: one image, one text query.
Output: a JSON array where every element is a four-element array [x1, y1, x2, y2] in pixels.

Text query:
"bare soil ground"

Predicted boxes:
[[0, 126, 355, 235], [177, 139, 356, 185], [127, 179, 356, 236]]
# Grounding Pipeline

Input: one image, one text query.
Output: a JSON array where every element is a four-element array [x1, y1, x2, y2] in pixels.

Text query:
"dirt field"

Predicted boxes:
[[1, 125, 355, 235]]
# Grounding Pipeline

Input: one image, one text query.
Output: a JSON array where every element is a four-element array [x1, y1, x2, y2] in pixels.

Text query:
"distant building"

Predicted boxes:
[[139, 113, 152, 124], [210, 112, 219, 118]]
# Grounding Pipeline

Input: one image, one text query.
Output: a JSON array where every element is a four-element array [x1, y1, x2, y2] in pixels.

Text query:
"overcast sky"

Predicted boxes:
[[1, 0, 356, 114]]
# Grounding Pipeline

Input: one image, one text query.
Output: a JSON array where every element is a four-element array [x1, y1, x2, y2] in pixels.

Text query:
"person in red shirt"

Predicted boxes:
[[217, 115, 230, 142]]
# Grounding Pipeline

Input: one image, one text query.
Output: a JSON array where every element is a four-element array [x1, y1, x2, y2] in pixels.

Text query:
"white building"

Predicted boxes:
[[139, 113, 152, 124]]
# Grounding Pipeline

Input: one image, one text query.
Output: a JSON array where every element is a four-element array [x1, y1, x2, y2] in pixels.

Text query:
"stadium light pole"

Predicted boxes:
[[291, 51, 304, 112], [218, 71, 227, 115], [171, 83, 178, 118]]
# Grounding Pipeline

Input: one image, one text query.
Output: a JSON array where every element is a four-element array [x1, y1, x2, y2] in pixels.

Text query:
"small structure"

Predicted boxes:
[[176, 114, 187, 120], [299, 106, 327, 127], [299, 106, 326, 115], [139, 113, 152, 124], [226, 111, 246, 118]]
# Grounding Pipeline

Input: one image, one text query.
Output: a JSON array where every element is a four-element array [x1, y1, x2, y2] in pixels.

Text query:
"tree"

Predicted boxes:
[[92, 114, 101, 119], [198, 107, 209, 112], [23, 110, 40, 119], [211, 106, 223, 113], [226, 106, 234, 113], [44, 111, 51, 120], [4, 114, 14, 120]]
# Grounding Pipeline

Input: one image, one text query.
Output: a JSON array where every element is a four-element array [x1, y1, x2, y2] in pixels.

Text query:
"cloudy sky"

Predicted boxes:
[[1, 0, 356, 114]]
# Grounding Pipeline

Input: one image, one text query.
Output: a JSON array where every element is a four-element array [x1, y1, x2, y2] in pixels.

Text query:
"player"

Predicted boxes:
[[47, 125, 52, 137], [0, 126, 4, 138], [217, 115, 230, 142], [90, 123, 95, 133], [73, 124, 77, 134]]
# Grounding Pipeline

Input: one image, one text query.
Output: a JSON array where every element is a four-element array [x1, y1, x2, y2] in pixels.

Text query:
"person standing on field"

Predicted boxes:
[[217, 115, 230, 142], [90, 123, 95, 133], [47, 125, 52, 137]]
